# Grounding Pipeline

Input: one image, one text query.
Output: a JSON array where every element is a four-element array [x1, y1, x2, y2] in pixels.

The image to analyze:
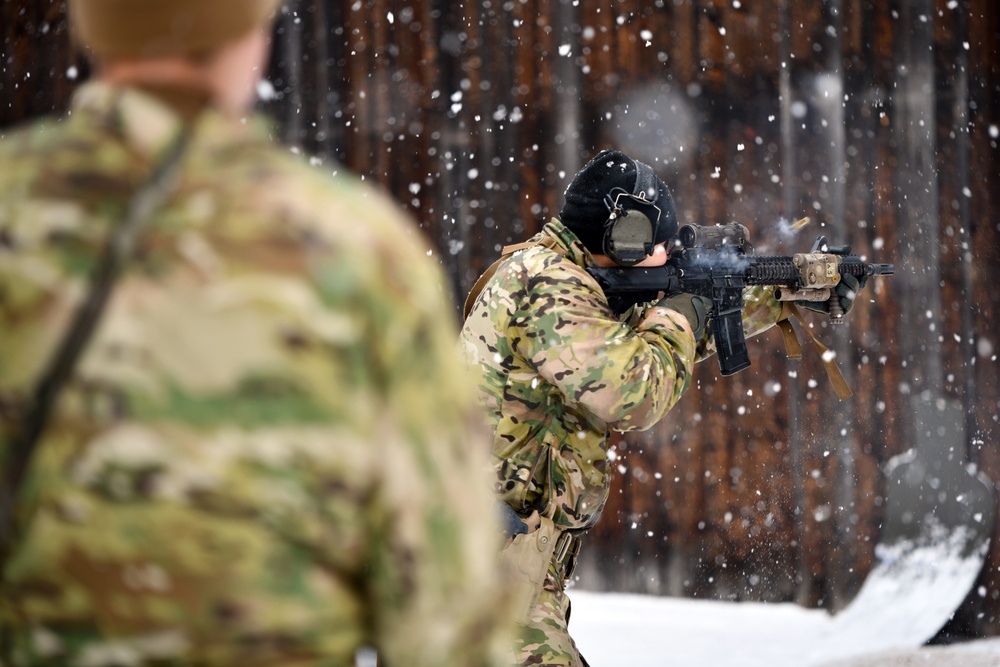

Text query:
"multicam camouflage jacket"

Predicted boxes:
[[0, 82, 511, 667], [460, 219, 784, 532]]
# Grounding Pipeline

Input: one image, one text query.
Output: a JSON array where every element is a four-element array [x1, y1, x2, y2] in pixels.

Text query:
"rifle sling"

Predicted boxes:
[[0, 127, 191, 566], [777, 302, 854, 401]]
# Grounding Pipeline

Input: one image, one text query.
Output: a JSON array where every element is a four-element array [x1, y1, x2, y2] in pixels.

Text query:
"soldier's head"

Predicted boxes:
[[68, 0, 283, 115], [559, 149, 679, 266]]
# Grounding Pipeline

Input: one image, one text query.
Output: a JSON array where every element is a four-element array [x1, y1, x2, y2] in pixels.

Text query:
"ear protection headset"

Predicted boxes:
[[601, 159, 662, 266]]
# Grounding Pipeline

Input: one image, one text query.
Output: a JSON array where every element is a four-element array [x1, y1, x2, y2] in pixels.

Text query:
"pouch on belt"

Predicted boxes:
[[498, 514, 559, 625]]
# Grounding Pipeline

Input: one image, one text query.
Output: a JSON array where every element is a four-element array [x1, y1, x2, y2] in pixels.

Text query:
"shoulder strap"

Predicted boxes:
[[0, 128, 191, 564], [776, 302, 853, 400], [462, 235, 566, 320]]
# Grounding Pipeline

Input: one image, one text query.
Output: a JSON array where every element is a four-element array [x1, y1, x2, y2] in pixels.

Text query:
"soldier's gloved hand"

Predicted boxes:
[[657, 293, 712, 341], [796, 273, 869, 316], [496, 501, 528, 541]]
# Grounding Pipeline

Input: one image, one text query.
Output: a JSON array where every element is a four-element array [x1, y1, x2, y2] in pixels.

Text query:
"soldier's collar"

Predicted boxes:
[[542, 218, 598, 267], [73, 81, 190, 165]]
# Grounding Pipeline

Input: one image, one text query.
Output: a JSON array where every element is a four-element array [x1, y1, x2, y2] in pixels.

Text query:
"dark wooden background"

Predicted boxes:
[[3, 0, 999, 639]]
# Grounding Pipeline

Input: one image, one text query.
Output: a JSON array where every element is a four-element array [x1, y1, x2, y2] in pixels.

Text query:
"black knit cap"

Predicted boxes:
[[559, 149, 678, 256]]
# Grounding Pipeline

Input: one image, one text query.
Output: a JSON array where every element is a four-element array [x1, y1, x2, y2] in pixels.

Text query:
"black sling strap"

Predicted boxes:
[[0, 127, 191, 567]]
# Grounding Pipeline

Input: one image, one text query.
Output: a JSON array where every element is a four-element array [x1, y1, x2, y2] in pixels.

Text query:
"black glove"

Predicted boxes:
[[796, 273, 869, 316], [657, 293, 712, 341], [496, 501, 528, 541]]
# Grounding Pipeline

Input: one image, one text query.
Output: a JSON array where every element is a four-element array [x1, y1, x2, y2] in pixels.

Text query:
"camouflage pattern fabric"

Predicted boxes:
[[460, 218, 783, 532], [0, 82, 512, 667], [511, 562, 586, 667], [460, 218, 785, 665]]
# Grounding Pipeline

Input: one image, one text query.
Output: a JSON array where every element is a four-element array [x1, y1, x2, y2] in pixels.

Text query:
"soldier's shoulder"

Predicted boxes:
[[0, 115, 83, 183], [222, 137, 405, 234], [506, 243, 593, 291], [0, 114, 55, 149], [234, 147, 446, 302]]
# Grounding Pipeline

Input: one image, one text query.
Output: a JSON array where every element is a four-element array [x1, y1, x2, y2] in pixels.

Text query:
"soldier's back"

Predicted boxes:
[[0, 82, 509, 667]]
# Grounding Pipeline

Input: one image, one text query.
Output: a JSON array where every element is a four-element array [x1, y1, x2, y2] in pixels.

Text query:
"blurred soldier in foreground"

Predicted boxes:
[[460, 149, 868, 666], [0, 1, 511, 665]]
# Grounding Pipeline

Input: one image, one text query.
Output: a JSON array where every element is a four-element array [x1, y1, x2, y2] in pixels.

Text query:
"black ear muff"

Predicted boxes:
[[601, 160, 661, 266]]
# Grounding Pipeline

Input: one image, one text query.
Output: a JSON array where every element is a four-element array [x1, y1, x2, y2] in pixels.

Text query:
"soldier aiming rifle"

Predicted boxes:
[[461, 149, 891, 667]]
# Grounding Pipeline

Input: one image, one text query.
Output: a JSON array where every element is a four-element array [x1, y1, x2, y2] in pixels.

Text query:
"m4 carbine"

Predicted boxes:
[[586, 222, 894, 377]]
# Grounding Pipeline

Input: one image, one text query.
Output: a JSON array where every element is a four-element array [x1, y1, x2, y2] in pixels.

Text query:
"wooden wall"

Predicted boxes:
[[3, 0, 999, 638]]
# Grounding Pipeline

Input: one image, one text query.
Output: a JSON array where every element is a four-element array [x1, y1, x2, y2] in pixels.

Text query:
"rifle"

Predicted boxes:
[[586, 222, 894, 377]]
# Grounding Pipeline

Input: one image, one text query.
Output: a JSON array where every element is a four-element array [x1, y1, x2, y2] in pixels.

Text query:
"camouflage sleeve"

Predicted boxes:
[[695, 284, 784, 360], [511, 255, 696, 432]]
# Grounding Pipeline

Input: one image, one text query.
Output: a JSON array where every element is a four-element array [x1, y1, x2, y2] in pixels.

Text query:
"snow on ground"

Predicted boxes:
[[570, 517, 998, 665], [570, 590, 1000, 666]]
